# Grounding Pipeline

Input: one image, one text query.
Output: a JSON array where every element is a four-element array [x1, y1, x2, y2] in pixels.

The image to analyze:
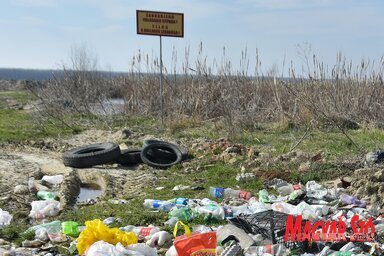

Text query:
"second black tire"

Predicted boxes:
[[141, 142, 183, 168], [143, 139, 188, 161]]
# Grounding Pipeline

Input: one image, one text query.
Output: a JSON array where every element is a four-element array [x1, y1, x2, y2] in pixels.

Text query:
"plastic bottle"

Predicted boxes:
[[245, 244, 290, 255], [174, 197, 188, 206], [258, 190, 270, 203], [129, 226, 160, 239], [164, 217, 178, 227], [277, 184, 294, 196], [224, 188, 252, 200], [168, 207, 195, 222], [37, 191, 56, 200], [209, 187, 225, 198], [143, 199, 175, 212]]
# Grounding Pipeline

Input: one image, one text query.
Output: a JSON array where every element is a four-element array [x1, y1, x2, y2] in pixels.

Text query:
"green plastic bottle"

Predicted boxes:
[[37, 191, 56, 200]]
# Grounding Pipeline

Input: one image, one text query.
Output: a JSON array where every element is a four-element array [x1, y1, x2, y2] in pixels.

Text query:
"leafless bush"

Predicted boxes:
[[29, 44, 124, 130]]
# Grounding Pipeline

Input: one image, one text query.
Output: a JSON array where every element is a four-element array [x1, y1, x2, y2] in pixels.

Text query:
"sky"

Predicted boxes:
[[1, 0, 384, 76]]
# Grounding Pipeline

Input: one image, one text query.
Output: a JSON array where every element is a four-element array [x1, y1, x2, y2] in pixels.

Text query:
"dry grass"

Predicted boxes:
[[32, 43, 384, 138]]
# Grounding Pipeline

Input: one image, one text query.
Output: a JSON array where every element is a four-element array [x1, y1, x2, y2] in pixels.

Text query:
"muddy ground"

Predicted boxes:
[[0, 129, 167, 216]]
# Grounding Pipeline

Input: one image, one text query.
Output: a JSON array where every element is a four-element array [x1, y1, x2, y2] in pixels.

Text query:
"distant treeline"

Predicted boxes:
[[0, 68, 127, 81]]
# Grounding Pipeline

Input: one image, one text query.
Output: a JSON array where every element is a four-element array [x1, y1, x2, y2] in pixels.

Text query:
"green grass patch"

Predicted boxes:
[[0, 90, 37, 103], [0, 109, 77, 143]]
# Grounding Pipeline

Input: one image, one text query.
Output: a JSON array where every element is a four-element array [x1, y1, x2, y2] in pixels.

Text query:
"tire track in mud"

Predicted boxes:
[[0, 153, 41, 194]]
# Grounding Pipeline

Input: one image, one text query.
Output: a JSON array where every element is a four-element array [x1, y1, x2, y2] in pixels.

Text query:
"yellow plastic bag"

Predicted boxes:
[[76, 219, 137, 255]]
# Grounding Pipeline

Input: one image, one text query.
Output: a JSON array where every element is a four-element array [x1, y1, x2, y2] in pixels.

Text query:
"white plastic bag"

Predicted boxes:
[[42, 175, 64, 185], [126, 243, 157, 256], [0, 208, 12, 228], [85, 241, 122, 256], [146, 231, 172, 247], [28, 200, 61, 219]]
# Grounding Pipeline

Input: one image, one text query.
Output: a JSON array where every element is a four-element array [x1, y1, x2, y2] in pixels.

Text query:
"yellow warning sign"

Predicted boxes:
[[136, 10, 184, 37]]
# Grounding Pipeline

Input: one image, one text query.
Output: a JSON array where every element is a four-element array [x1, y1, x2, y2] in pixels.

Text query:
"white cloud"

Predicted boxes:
[[12, 0, 57, 7]]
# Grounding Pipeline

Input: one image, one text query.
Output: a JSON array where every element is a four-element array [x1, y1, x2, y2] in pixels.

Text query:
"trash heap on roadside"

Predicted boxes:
[[2, 178, 383, 255]]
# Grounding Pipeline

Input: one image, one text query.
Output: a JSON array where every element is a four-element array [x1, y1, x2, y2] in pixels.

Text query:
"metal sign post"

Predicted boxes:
[[159, 36, 163, 124], [136, 10, 184, 125]]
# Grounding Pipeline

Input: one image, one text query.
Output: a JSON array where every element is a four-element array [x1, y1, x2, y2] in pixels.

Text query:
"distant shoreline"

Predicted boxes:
[[0, 68, 127, 81]]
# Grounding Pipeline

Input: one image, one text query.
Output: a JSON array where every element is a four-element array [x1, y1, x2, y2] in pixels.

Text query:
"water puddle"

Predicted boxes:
[[76, 183, 103, 203]]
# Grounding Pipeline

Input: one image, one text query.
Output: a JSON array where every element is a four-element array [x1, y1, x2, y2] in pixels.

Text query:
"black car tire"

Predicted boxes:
[[141, 142, 182, 168], [117, 149, 143, 166], [63, 142, 121, 168], [143, 139, 188, 160]]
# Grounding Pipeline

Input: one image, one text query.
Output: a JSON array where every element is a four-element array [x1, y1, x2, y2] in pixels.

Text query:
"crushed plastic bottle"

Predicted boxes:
[[168, 207, 196, 222], [277, 184, 294, 196], [224, 188, 252, 200], [37, 191, 56, 200], [164, 217, 179, 227], [130, 226, 160, 239], [143, 199, 175, 212], [245, 244, 290, 255]]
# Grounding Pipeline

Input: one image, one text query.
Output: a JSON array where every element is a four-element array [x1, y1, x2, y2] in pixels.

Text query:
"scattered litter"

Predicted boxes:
[[172, 184, 191, 191], [0, 209, 12, 228], [28, 200, 61, 219], [236, 172, 256, 182], [42, 175, 64, 186]]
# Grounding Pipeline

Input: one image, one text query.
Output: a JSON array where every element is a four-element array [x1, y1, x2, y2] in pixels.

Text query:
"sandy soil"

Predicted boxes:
[[0, 129, 160, 213]]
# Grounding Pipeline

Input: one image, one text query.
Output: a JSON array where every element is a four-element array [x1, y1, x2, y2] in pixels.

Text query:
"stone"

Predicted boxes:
[[228, 158, 238, 165], [341, 176, 352, 188], [225, 146, 242, 154], [121, 129, 132, 139], [373, 170, 384, 182], [14, 184, 29, 194], [334, 178, 343, 188], [298, 161, 311, 172], [247, 147, 259, 159], [365, 152, 378, 165]]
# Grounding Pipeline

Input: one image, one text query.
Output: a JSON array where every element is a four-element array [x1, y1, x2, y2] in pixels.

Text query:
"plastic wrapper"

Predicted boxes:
[[0, 208, 12, 228], [28, 200, 60, 219]]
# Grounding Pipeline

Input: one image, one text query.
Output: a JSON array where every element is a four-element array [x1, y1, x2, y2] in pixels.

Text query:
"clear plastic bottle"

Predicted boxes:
[[245, 244, 290, 255], [224, 188, 252, 200], [143, 199, 175, 212], [277, 184, 294, 196]]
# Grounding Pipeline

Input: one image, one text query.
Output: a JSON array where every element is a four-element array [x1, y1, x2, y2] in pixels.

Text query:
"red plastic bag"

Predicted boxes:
[[173, 221, 216, 256]]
